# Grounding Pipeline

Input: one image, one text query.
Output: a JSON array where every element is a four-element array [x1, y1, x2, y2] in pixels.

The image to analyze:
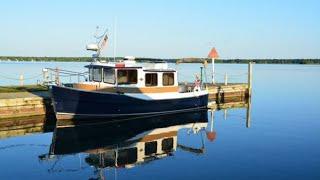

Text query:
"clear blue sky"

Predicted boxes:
[[1, 0, 320, 59]]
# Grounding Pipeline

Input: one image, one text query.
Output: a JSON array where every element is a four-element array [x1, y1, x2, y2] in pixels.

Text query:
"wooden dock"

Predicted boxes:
[[0, 115, 55, 139], [0, 83, 250, 120], [0, 87, 251, 139], [0, 96, 250, 139], [207, 83, 249, 102], [0, 91, 52, 119]]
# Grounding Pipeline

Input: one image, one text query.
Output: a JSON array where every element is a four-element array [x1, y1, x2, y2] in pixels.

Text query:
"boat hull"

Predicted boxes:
[[51, 85, 208, 120], [52, 110, 208, 154]]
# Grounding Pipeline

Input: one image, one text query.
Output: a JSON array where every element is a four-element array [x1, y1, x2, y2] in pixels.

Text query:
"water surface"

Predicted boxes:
[[0, 63, 319, 179]]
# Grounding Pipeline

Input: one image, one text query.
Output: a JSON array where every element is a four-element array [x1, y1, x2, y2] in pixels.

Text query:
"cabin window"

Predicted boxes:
[[88, 68, 93, 81], [117, 148, 137, 165], [163, 73, 174, 86], [145, 141, 157, 155], [85, 153, 116, 167], [162, 138, 174, 152], [117, 69, 137, 84], [103, 67, 115, 84], [92, 67, 102, 82], [145, 73, 158, 86]]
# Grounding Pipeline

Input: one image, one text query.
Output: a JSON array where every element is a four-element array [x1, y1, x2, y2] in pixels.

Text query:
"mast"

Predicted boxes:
[[86, 26, 109, 62], [207, 47, 219, 84], [113, 17, 117, 62]]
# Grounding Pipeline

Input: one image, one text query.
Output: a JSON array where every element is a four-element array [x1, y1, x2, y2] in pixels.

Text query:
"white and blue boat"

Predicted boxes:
[[51, 30, 208, 120]]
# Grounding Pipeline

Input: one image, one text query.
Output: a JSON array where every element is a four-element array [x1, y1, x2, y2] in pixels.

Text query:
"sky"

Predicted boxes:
[[1, 0, 320, 59]]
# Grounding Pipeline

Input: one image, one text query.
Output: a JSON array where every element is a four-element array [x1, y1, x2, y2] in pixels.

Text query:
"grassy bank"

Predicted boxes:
[[0, 85, 48, 93]]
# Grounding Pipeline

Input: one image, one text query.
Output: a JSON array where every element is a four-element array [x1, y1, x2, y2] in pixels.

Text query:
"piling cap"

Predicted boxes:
[[208, 48, 219, 59]]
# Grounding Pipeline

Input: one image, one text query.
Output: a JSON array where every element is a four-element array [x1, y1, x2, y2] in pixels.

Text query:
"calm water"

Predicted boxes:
[[0, 62, 320, 179]]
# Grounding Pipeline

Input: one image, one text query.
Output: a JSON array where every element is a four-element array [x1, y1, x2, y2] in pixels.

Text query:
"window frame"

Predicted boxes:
[[117, 69, 138, 85], [92, 67, 102, 82], [162, 138, 174, 152], [117, 148, 137, 165], [145, 73, 158, 87], [144, 141, 158, 156], [88, 68, 93, 81], [162, 72, 175, 86], [103, 67, 115, 84]]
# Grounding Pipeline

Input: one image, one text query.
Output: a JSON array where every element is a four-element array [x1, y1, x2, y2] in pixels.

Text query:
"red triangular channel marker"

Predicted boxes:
[[208, 48, 219, 59], [206, 131, 216, 142]]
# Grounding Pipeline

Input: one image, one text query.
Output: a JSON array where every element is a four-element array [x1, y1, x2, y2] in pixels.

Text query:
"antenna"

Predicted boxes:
[[86, 26, 109, 61], [94, 26, 100, 43], [113, 17, 117, 62]]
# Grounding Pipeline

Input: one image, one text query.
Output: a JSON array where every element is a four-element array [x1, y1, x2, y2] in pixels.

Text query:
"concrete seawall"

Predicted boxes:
[[0, 91, 53, 119]]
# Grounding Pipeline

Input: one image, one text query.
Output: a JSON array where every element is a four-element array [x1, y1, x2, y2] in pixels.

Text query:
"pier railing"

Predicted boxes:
[[177, 62, 253, 91], [0, 63, 252, 92], [210, 63, 252, 88], [0, 73, 43, 86], [42, 68, 88, 86], [0, 68, 87, 86]]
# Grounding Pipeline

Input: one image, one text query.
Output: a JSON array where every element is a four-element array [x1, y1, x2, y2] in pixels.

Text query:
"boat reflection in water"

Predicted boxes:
[[40, 110, 210, 178]]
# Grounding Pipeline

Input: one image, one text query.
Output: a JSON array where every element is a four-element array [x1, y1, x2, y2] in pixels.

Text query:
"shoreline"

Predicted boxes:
[[0, 57, 320, 64]]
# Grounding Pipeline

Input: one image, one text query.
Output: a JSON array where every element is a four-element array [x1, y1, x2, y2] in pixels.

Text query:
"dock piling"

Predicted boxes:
[[42, 68, 49, 85], [224, 109, 227, 120], [19, 74, 24, 86], [224, 73, 228, 85], [212, 58, 215, 84], [248, 62, 253, 96], [55, 67, 60, 85], [246, 96, 251, 128]]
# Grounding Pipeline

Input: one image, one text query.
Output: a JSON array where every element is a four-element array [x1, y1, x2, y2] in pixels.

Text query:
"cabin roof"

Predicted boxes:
[[85, 64, 143, 69], [143, 69, 176, 72], [85, 61, 175, 72]]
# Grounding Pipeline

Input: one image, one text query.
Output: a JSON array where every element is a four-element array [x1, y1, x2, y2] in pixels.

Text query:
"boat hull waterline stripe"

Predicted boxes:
[[56, 106, 208, 117], [60, 85, 208, 100]]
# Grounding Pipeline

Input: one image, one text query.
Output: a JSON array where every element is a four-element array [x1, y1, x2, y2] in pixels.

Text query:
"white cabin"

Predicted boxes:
[[73, 58, 180, 94]]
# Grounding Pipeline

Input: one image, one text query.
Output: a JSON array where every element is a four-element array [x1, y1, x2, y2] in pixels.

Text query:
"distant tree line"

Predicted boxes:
[[0, 56, 123, 62], [0, 56, 319, 64]]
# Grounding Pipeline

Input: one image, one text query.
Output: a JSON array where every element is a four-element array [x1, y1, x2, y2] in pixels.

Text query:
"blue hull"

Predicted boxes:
[[52, 110, 208, 154], [51, 85, 208, 120]]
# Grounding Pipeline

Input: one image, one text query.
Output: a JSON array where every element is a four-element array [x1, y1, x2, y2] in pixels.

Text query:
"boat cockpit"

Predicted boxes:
[[69, 57, 188, 93], [86, 59, 177, 88]]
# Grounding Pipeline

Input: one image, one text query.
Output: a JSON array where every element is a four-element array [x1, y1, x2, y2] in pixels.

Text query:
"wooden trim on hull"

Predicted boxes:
[[72, 83, 179, 93], [140, 131, 177, 142], [55, 106, 208, 121]]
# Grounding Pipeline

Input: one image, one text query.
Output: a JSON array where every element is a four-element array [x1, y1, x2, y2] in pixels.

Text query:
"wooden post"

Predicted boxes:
[[224, 72, 228, 85], [224, 109, 227, 120], [248, 62, 253, 96], [208, 47, 218, 84], [217, 86, 221, 104], [212, 58, 215, 84], [246, 63, 252, 128], [55, 67, 60, 85], [210, 111, 214, 132], [246, 95, 251, 128], [42, 68, 49, 85], [50, 71, 53, 82], [200, 67, 203, 88], [19, 74, 24, 86]]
